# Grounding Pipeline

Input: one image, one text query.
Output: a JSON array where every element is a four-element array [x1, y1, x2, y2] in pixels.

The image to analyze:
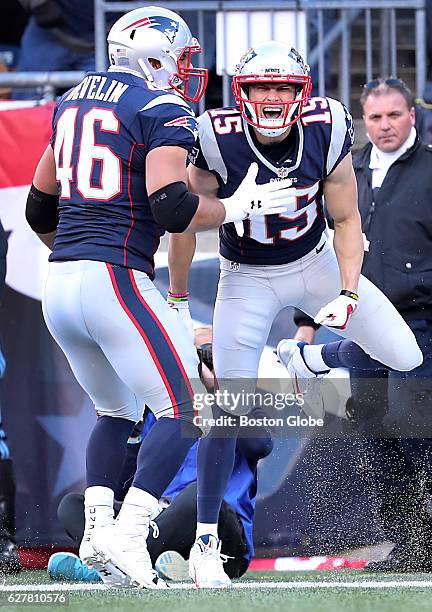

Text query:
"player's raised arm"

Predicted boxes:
[[167, 163, 221, 341], [168, 163, 219, 294], [25, 144, 59, 250], [314, 153, 364, 327], [322, 153, 363, 292], [146, 146, 293, 233]]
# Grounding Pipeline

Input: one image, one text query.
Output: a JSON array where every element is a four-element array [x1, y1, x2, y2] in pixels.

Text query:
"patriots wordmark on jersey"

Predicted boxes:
[[49, 69, 198, 279], [192, 96, 354, 265]]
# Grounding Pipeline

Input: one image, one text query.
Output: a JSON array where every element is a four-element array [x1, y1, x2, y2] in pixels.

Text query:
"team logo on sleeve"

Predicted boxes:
[[164, 116, 198, 138], [188, 146, 199, 164], [121, 16, 179, 44], [345, 108, 355, 145]]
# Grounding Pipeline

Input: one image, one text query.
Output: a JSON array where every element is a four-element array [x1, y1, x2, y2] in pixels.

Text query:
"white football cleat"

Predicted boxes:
[[79, 531, 131, 588], [155, 550, 190, 582], [189, 535, 232, 589], [276, 339, 326, 419], [92, 521, 168, 590]]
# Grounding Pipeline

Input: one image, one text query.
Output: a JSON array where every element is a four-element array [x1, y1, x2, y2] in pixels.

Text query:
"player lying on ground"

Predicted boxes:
[[169, 40, 423, 588], [25, 7, 292, 590]]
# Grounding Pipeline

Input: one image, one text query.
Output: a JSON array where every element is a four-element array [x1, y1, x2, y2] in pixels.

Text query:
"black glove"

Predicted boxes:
[[33, 0, 66, 29], [197, 342, 213, 373]]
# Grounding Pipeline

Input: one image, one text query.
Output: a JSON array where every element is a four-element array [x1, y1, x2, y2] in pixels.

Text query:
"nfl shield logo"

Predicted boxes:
[[277, 167, 290, 179]]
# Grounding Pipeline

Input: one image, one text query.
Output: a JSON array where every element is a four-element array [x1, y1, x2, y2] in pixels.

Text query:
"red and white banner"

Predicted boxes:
[[249, 556, 367, 572], [0, 101, 54, 300]]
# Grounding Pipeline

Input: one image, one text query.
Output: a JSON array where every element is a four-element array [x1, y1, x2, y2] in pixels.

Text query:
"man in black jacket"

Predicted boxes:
[[295, 78, 432, 571]]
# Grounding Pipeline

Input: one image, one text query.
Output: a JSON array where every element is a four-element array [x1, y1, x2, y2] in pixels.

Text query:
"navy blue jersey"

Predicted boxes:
[[49, 69, 197, 279], [192, 97, 353, 265]]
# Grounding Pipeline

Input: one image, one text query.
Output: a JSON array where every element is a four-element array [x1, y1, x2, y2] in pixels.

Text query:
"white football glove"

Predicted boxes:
[[221, 162, 293, 229], [314, 293, 359, 329], [167, 294, 195, 343]]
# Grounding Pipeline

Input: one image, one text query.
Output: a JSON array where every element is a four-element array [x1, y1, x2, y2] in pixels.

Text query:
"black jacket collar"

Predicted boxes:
[[353, 134, 421, 171]]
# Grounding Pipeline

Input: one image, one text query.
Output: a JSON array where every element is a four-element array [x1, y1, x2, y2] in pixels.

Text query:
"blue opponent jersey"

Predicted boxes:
[[192, 97, 354, 265], [122, 411, 258, 563], [49, 68, 197, 279], [163, 441, 257, 563]]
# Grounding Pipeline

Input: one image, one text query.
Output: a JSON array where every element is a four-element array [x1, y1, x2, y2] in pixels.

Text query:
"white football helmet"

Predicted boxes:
[[107, 6, 208, 102], [232, 41, 312, 137]]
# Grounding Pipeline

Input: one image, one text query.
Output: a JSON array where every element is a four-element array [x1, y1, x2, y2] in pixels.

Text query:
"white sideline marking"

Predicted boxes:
[[3, 580, 432, 592]]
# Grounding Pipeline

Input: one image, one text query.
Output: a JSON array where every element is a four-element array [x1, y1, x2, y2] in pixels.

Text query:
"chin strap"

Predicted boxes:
[[137, 58, 155, 83]]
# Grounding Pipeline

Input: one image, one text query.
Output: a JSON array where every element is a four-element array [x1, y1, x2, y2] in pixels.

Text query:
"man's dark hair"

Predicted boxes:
[[360, 77, 415, 110]]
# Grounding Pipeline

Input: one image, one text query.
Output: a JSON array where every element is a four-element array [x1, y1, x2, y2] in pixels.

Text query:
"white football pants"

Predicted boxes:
[[213, 236, 423, 380], [43, 260, 204, 425]]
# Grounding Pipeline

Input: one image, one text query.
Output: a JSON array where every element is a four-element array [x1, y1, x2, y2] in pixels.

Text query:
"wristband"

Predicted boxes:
[[168, 291, 189, 302], [340, 289, 359, 301]]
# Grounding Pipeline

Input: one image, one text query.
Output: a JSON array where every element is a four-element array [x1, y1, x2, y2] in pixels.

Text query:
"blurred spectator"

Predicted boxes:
[[0, 220, 21, 574], [295, 78, 432, 572], [0, 0, 29, 98], [0, 0, 28, 63], [14, 0, 96, 98]]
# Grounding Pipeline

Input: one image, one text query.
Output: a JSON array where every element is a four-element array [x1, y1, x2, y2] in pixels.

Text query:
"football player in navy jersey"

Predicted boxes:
[[169, 41, 423, 588], [24, 8, 293, 590]]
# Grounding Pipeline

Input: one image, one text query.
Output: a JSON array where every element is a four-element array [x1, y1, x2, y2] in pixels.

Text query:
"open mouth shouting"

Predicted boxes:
[[262, 105, 283, 120]]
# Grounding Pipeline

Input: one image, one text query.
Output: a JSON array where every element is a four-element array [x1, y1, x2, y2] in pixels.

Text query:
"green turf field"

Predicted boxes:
[[2, 570, 432, 612]]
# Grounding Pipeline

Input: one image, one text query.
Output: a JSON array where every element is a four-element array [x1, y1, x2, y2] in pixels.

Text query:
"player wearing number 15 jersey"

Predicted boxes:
[[24, 8, 294, 591], [169, 41, 422, 588], [193, 69, 352, 266]]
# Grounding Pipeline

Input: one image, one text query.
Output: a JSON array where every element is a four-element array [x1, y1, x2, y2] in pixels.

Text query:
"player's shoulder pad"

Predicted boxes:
[[307, 97, 354, 176], [197, 106, 239, 125], [327, 96, 354, 147], [301, 95, 350, 123], [139, 92, 197, 135], [139, 91, 193, 113], [194, 108, 231, 183], [196, 109, 214, 136]]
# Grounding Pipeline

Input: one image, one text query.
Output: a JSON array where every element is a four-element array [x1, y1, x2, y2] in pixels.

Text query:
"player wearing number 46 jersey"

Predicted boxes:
[[169, 41, 423, 588], [24, 7, 293, 591]]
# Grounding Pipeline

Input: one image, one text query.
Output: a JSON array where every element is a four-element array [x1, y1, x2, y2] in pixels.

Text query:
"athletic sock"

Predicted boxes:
[[322, 340, 387, 370], [302, 344, 329, 373], [197, 406, 240, 526], [86, 416, 135, 489], [196, 523, 219, 539], [132, 417, 200, 499], [82, 486, 114, 544]]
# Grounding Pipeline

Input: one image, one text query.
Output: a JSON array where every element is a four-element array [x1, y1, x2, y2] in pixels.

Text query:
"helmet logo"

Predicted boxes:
[[288, 48, 309, 74], [122, 16, 179, 44], [236, 48, 257, 73]]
